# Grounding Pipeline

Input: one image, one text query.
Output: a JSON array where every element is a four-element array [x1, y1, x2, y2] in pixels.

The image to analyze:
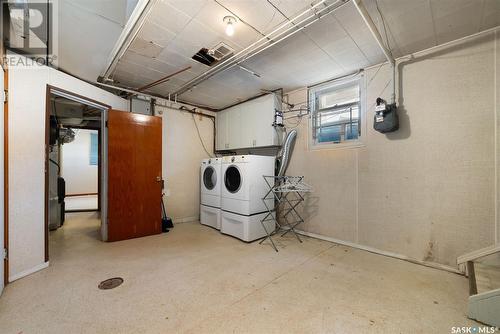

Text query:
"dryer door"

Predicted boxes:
[[224, 165, 242, 193], [203, 165, 217, 191]]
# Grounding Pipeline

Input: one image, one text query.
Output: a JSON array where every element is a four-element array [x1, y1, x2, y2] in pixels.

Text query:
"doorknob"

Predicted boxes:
[[157, 176, 164, 189]]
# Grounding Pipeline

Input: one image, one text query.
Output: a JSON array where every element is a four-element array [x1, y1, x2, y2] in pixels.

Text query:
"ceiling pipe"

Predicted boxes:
[[137, 66, 192, 92], [173, 0, 350, 97], [94, 81, 218, 112], [351, 0, 396, 104], [100, 0, 159, 80]]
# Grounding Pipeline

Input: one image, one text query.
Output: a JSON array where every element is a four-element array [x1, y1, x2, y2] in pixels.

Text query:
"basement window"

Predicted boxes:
[[89, 132, 98, 166], [309, 75, 365, 149]]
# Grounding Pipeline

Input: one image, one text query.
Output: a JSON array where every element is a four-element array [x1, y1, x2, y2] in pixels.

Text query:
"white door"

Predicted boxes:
[[0, 67, 5, 295]]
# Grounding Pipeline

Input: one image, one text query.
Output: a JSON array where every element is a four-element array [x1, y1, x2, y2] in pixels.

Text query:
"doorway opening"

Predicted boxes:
[[45, 86, 109, 262]]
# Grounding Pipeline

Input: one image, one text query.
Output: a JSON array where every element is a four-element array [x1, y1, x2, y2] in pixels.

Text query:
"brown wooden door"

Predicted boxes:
[[107, 110, 162, 242]]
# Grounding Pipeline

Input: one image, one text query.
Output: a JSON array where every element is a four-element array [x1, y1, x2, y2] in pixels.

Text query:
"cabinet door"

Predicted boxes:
[[254, 95, 276, 147], [216, 110, 228, 150], [240, 103, 256, 148], [227, 106, 242, 149]]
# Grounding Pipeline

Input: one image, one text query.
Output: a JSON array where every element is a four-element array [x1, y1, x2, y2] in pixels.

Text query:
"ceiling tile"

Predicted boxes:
[[164, 0, 209, 18], [128, 37, 164, 58], [192, 1, 261, 48], [137, 21, 177, 47], [481, 0, 500, 29], [149, 0, 193, 34], [431, 0, 483, 44], [217, 0, 288, 33]]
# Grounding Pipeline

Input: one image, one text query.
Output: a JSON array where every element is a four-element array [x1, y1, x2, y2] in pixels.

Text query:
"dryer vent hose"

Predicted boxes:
[[277, 130, 297, 177]]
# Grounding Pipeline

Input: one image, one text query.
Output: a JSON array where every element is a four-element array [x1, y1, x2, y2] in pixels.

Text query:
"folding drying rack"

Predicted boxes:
[[260, 175, 313, 252]]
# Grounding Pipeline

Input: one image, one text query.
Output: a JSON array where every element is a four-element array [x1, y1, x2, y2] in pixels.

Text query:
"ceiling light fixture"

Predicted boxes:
[[223, 16, 237, 36]]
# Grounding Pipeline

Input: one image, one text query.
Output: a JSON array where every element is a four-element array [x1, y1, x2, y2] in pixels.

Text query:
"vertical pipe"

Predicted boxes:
[[352, 0, 396, 104]]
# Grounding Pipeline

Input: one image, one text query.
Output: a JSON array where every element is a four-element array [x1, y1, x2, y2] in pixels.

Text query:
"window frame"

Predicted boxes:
[[308, 74, 366, 150]]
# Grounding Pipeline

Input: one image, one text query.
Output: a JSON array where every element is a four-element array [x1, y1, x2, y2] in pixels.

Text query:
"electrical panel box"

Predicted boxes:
[[131, 98, 153, 115]]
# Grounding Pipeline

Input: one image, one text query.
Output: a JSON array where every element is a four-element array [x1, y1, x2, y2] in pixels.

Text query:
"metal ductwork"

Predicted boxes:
[[277, 130, 297, 177], [59, 128, 76, 144]]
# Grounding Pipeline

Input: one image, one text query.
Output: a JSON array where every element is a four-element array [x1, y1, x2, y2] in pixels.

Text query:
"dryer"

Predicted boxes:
[[221, 155, 275, 215], [200, 158, 222, 230]]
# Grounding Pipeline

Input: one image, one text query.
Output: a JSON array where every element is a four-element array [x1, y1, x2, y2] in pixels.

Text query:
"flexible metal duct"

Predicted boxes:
[[277, 130, 297, 177]]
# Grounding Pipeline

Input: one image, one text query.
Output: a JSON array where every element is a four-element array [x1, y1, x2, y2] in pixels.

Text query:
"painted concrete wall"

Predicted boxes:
[[61, 129, 98, 195], [284, 31, 499, 268], [8, 55, 127, 281], [496, 30, 500, 245], [158, 106, 215, 223]]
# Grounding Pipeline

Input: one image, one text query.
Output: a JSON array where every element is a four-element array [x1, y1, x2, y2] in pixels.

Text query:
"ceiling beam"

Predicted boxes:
[[100, 0, 159, 81]]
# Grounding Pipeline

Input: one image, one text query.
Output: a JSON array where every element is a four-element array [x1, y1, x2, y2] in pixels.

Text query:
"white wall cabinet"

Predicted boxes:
[[216, 109, 229, 149], [216, 94, 282, 151]]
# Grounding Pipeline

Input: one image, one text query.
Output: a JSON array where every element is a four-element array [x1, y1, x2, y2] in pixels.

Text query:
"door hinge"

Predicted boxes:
[[2, 90, 7, 103], [105, 120, 108, 127], [3, 248, 7, 260]]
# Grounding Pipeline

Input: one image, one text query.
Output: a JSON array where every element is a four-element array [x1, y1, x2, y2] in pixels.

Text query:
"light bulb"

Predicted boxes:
[[225, 21, 234, 36]]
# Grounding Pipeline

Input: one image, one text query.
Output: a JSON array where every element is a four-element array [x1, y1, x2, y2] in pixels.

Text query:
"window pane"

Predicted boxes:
[[346, 124, 359, 140], [311, 78, 362, 146], [319, 84, 359, 109], [318, 125, 342, 143], [89, 132, 98, 166]]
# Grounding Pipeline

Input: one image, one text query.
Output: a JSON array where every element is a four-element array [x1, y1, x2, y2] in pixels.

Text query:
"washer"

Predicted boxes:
[[221, 155, 275, 215], [200, 158, 222, 230], [200, 158, 222, 208]]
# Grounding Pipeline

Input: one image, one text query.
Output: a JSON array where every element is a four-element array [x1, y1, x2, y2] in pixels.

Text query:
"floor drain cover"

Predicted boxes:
[[98, 277, 123, 290]]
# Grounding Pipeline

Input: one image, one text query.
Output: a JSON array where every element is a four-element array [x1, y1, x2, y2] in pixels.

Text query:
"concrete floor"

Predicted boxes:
[[0, 212, 477, 333]]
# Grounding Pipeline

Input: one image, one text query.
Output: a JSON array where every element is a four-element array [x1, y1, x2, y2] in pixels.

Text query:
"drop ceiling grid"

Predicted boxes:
[[109, 0, 500, 109], [375, 0, 435, 56], [217, 0, 289, 34], [361, 0, 404, 58], [430, 0, 485, 45], [113, 0, 276, 96]]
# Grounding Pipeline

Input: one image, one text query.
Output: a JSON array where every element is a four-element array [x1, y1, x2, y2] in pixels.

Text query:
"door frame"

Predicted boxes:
[[3, 66, 8, 287], [61, 125, 101, 213], [44, 85, 110, 262]]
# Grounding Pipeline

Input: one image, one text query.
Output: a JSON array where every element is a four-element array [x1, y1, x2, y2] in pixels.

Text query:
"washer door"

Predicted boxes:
[[224, 165, 241, 193], [203, 166, 217, 190]]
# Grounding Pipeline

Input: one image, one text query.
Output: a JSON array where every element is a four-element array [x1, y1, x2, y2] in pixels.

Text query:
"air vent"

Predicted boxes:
[[192, 48, 217, 66], [192, 43, 234, 67], [210, 42, 234, 61]]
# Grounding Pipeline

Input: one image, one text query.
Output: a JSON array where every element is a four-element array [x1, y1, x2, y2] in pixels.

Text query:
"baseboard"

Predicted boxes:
[[294, 229, 463, 275], [9, 261, 49, 282], [173, 216, 199, 224]]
